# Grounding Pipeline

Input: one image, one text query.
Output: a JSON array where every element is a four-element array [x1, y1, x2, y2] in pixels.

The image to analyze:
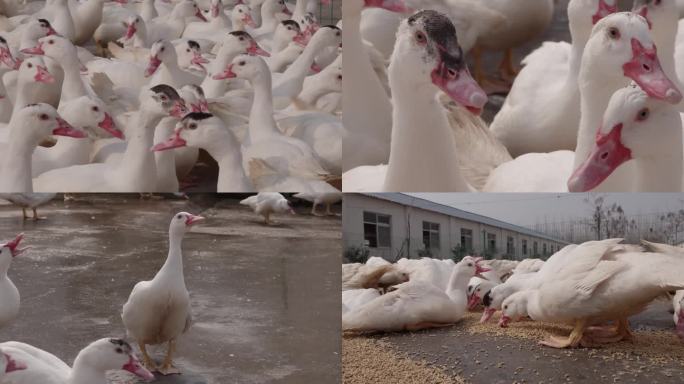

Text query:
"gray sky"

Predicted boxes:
[[408, 194, 684, 226]]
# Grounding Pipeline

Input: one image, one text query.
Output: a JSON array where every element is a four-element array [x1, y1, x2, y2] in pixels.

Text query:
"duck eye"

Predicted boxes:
[[39, 113, 49, 120], [607, 27, 620, 40], [467, 263, 472, 267], [161, 47, 165, 52], [161, 95, 168, 101], [337, 75, 342, 80], [239, 61, 246, 66], [49, 40, 54, 44], [92, 106, 99, 112], [239, 37, 244, 41], [177, 214, 182, 219], [116, 348, 123, 353], [504, 305, 508, 310], [187, 49, 191, 52], [27, 63, 33, 68], [637, 108, 650, 121], [415, 31, 427, 44], [188, 123, 198, 130]]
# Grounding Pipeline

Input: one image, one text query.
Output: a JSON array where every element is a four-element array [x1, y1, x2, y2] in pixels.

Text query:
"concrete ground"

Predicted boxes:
[[343, 300, 684, 384], [0, 194, 341, 384]]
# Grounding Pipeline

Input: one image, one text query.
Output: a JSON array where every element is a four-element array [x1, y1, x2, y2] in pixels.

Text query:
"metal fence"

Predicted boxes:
[[287, 0, 341, 25]]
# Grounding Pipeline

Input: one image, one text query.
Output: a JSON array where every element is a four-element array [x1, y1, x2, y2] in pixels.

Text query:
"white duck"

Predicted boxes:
[[499, 240, 684, 348], [240, 192, 295, 224], [249, 0, 292, 44], [146, 40, 204, 88], [152, 112, 255, 192], [122, 212, 204, 375], [293, 191, 341, 216], [342, 257, 489, 332], [0, 338, 155, 383], [5, 57, 58, 122], [342, 10, 488, 192], [146, 0, 207, 42], [0, 193, 56, 220], [483, 12, 682, 192], [0, 104, 84, 193], [270, 19, 304, 55], [183, 0, 233, 42], [32, 96, 123, 177], [568, 84, 683, 192], [33, 85, 187, 192], [489, 0, 618, 157], [0, 234, 25, 329], [214, 54, 332, 182]]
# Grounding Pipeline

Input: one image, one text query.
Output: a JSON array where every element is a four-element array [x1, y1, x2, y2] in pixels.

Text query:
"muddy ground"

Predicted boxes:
[[0, 194, 341, 384]]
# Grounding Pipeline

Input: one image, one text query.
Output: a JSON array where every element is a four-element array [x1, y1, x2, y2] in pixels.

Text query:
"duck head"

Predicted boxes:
[[151, 112, 222, 152], [16, 103, 86, 142], [145, 40, 176, 77], [568, 83, 678, 192], [122, 15, 144, 41], [180, 84, 209, 113], [567, 0, 617, 45], [232, 3, 256, 28], [498, 291, 532, 328], [276, 198, 295, 215], [59, 96, 124, 140], [145, 84, 188, 118], [169, 212, 205, 236], [224, 31, 270, 57], [78, 339, 154, 381], [391, 10, 488, 115], [17, 57, 54, 85], [213, 54, 267, 82], [276, 20, 305, 47], [584, 12, 681, 103]]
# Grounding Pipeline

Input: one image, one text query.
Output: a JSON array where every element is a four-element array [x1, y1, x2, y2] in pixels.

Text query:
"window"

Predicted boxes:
[[543, 243, 547, 256], [522, 239, 527, 255], [533, 241, 538, 256], [487, 233, 497, 253], [363, 212, 391, 248], [422, 221, 440, 250], [460, 229, 473, 252], [506, 236, 514, 256]]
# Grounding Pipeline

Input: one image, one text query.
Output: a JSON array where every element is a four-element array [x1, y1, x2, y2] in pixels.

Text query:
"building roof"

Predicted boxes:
[[362, 193, 568, 244]]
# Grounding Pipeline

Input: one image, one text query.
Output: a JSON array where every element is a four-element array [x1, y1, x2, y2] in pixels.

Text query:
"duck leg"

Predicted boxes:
[[540, 319, 588, 348], [498, 48, 519, 82], [31, 208, 46, 220], [326, 204, 339, 216], [22, 208, 28, 220], [157, 339, 181, 375], [471, 45, 511, 94], [590, 318, 633, 344], [138, 342, 157, 371]]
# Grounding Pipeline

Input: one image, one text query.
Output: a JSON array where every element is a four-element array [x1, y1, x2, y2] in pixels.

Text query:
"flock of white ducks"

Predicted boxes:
[[343, 0, 684, 193], [0, 0, 342, 195], [343, 239, 684, 349]]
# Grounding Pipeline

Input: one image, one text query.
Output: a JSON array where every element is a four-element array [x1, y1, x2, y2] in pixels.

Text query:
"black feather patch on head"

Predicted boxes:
[[229, 31, 253, 39], [282, 20, 300, 31], [482, 290, 492, 307], [182, 112, 213, 121], [150, 84, 181, 101], [38, 19, 52, 27], [322, 25, 340, 31], [188, 84, 205, 98], [108, 338, 132, 354], [408, 10, 465, 71], [187, 40, 200, 50]]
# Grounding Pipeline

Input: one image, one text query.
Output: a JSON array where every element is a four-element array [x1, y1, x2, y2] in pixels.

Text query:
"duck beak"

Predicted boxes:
[[567, 123, 632, 193], [53, 117, 86, 138], [623, 38, 682, 104], [35, 64, 55, 83], [170, 100, 188, 118], [191, 51, 210, 71], [474, 264, 491, 278], [122, 355, 154, 381], [211, 4, 220, 18], [281, 6, 292, 16], [21, 43, 45, 55], [480, 307, 496, 323], [247, 41, 270, 57], [151, 129, 187, 151], [213, 64, 237, 80], [243, 13, 256, 28], [124, 22, 137, 40], [293, 32, 309, 47], [196, 8, 208, 21], [0, 46, 19, 70], [593, 0, 617, 25], [3, 353, 26, 373], [6, 233, 27, 258], [46, 26, 58, 36], [363, 0, 410, 13], [310, 61, 322, 73], [99, 112, 124, 140], [185, 214, 205, 226], [467, 293, 481, 310], [432, 63, 488, 115], [498, 315, 511, 328], [144, 55, 162, 77]]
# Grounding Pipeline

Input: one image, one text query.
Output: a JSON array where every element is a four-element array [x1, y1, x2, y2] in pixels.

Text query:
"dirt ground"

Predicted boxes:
[[0, 194, 341, 384], [343, 300, 684, 384]]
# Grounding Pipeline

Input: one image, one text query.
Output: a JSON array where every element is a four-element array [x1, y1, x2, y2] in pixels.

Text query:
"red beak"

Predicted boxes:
[[211, 4, 220, 18], [243, 13, 257, 28], [34, 64, 55, 83], [122, 355, 154, 380], [151, 129, 187, 151], [21, 43, 45, 55], [467, 293, 481, 310], [480, 307, 496, 323], [53, 117, 86, 138], [46, 26, 58, 36], [567, 123, 632, 192], [99, 112, 124, 140], [170, 100, 188, 118], [431, 64, 488, 116], [623, 38, 682, 104], [4, 353, 27, 373], [0, 47, 20, 70], [124, 22, 137, 40], [144, 55, 162, 77], [5, 233, 27, 258], [196, 8, 208, 21], [498, 315, 511, 328], [247, 41, 270, 57], [191, 51, 210, 71], [185, 214, 205, 226], [213, 64, 237, 80], [310, 61, 322, 73], [293, 32, 309, 47], [593, 0, 618, 25]]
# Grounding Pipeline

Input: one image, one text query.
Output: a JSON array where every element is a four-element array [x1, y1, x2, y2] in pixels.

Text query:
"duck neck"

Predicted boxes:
[[73, 0, 104, 41], [117, 110, 160, 190], [69, 357, 107, 384], [574, 65, 626, 168], [260, 6, 279, 30], [159, 55, 185, 81], [158, 229, 185, 279], [208, 132, 253, 192], [299, 82, 333, 105], [446, 268, 470, 297], [202, 46, 240, 97], [293, 0, 308, 20], [634, 146, 683, 192], [50, 136, 92, 164], [2, 129, 34, 192], [525, 290, 544, 321], [153, 118, 179, 191], [282, 39, 319, 80], [383, 75, 469, 192], [248, 72, 281, 142], [56, 53, 87, 102]]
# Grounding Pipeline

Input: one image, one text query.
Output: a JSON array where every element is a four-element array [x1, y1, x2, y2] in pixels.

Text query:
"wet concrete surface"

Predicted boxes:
[[355, 300, 684, 384], [0, 194, 341, 384]]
